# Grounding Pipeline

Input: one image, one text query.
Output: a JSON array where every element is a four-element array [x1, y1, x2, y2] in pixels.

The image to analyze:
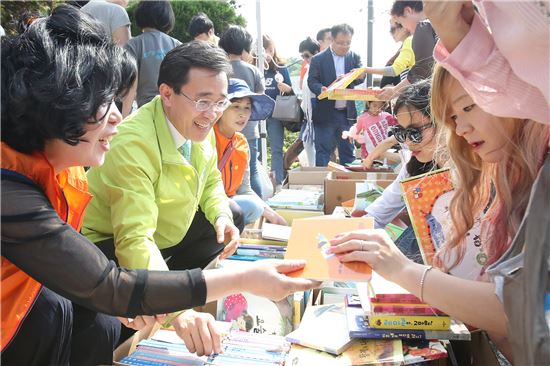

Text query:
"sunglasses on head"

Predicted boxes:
[[392, 122, 433, 144]]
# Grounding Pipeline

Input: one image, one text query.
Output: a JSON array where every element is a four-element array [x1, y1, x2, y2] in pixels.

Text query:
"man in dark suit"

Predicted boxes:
[[308, 23, 363, 167]]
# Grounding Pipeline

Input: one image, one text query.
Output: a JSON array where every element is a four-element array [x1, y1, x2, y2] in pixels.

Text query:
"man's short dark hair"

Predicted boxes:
[[331, 23, 354, 39], [390, 0, 423, 16], [157, 41, 231, 93], [187, 12, 214, 38], [135, 0, 175, 33], [316, 28, 331, 42], [218, 25, 253, 55], [1, 4, 136, 154], [299, 37, 320, 54]]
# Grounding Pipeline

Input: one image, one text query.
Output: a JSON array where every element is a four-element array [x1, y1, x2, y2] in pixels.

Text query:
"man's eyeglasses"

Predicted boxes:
[[301, 52, 312, 60], [391, 123, 433, 144], [177, 90, 231, 112]]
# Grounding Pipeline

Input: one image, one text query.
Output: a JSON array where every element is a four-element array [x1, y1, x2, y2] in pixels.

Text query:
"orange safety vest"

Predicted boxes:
[[213, 125, 250, 197], [0, 142, 91, 351]]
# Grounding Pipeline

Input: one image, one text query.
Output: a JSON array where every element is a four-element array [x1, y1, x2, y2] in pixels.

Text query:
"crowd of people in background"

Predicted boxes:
[[1, 1, 548, 365]]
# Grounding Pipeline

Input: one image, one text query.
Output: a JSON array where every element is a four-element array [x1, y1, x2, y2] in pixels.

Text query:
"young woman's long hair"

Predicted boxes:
[[431, 64, 549, 272], [262, 34, 286, 71]]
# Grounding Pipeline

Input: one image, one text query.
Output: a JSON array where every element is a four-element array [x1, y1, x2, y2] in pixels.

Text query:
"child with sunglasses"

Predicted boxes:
[[329, 64, 550, 361], [360, 80, 439, 230]]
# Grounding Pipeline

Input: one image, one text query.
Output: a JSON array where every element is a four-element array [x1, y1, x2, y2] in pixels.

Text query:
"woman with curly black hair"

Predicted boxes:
[[0, 5, 316, 365]]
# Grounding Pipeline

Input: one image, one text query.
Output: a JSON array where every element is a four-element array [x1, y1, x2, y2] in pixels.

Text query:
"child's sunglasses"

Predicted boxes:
[[392, 123, 433, 144]]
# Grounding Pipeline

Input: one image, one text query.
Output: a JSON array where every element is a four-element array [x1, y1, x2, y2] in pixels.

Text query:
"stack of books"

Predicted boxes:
[[344, 272, 471, 364], [228, 225, 288, 262], [266, 188, 324, 211], [116, 327, 291, 366]]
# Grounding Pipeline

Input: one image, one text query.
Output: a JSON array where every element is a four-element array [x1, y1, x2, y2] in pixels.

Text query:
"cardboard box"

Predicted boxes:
[[324, 172, 396, 214], [287, 166, 330, 186]]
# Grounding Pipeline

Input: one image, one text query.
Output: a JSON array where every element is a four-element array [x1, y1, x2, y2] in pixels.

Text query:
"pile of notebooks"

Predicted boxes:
[[116, 327, 291, 366]]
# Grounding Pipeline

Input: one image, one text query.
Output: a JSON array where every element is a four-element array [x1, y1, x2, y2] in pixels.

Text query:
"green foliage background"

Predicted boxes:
[[0, 0, 246, 39], [1, 1, 55, 36], [126, 0, 246, 41]]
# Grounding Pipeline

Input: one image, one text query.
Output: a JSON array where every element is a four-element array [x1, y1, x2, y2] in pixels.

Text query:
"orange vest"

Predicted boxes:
[[0, 142, 91, 351], [213, 125, 249, 197]]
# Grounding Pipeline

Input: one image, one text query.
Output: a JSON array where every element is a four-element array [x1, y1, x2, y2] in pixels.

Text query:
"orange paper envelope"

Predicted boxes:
[[284, 216, 373, 281]]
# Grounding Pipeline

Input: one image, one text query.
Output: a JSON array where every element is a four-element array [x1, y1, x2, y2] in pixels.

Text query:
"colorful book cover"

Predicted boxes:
[[328, 88, 385, 101], [400, 168, 454, 265], [284, 217, 373, 281], [285, 304, 353, 355], [317, 68, 366, 100], [216, 260, 294, 336], [402, 339, 448, 365], [339, 338, 403, 365], [345, 304, 471, 341], [368, 313, 451, 331], [286, 339, 403, 366]]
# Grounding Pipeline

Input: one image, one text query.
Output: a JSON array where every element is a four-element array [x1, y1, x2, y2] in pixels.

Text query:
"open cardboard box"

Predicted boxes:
[[324, 171, 397, 214], [287, 166, 330, 187]]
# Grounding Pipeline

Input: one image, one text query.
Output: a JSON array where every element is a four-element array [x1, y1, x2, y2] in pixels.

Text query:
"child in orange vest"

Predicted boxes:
[[214, 79, 287, 225]]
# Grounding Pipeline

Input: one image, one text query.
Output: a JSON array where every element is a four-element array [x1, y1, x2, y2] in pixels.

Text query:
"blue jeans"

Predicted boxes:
[[247, 137, 263, 197], [314, 110, 355, 166], [266, 117, 285, 185], [232, 195, 264, 225]]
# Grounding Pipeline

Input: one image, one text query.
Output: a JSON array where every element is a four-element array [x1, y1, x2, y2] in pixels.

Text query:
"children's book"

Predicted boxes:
[[318, 68, 366, 100], [345, 304, 471, 341], [367, 313, 451, 331], [328, 88, 385, 101], [286, 339, 404, 366], [400, 168, 454, 265], [216, 260, 294, 336], [285, 304, 353, 355], [402, 339, 448, 365], [284, 217, 373, 281]]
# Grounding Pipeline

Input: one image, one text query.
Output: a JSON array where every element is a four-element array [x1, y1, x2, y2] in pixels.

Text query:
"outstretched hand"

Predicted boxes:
[[243, 260, 321, 301]]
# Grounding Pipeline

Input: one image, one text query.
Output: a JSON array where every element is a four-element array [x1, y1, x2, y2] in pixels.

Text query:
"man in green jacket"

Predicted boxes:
[[83, 41, 243, 353]]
